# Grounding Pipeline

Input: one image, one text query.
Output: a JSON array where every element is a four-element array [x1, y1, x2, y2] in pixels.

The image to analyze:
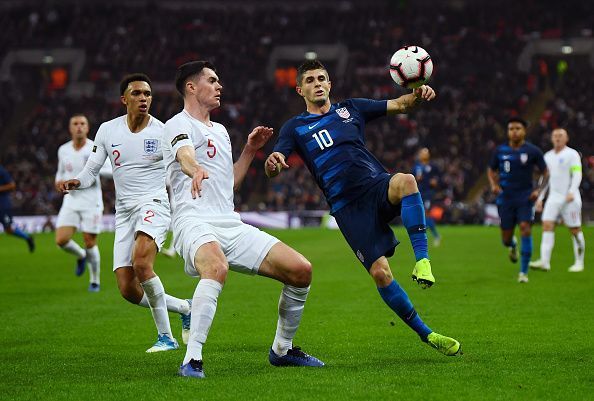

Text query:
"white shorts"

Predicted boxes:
[[542, 197, 582, 227], [56, 205, 102, 234], [112, 200, 171, 270], [174, 216, 279, 277]]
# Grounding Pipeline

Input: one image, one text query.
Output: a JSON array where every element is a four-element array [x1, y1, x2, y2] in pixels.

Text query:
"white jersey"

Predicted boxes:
[[163, 110, 238, 222], [56, 140, 105, 210], [77, 115, 168, 211], [544, 146, 582, 203]]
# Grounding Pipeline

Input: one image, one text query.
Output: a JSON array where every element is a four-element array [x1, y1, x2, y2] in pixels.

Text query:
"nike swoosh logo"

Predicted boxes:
[[308, 122, 320, 130], [111, 144, 122, 147]]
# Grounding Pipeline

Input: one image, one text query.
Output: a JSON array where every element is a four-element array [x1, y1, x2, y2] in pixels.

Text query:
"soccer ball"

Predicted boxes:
[[389, 46, 433, 89]]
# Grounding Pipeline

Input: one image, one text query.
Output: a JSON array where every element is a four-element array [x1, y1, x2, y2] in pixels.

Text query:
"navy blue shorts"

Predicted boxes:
[[0, 207, 13, 230], [497, 197, 534, 230], [332, 175, 401, 270]]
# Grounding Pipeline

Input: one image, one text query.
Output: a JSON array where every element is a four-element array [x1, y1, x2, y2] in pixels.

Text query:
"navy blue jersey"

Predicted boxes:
[[0, 165, 13, 210], [274, 98, 389, 212], [489, 142, 546, 199], [413, 162, 439, 200]]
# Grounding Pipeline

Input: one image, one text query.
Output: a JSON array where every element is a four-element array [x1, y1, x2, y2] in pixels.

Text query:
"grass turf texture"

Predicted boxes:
[[1, 226, 593, 401]]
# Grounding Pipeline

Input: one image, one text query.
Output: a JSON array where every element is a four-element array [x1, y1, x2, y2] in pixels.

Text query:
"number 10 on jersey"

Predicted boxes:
[[312, 129, 334, 150]]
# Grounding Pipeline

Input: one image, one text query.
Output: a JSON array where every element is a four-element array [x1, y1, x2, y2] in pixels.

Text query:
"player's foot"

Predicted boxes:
[[161, 247, 176, 258], [427, 332, 461, 356], [26, 236, 35, 253], [179, 359, 205, 379], [508, 237, 518, 263], [146, 334, 179, 353], [268, 347, 325, 367], [75, 257, 87, 277], [568, 263, 584, 273], [517, 272, 529, 283], [529, 259, 550, 271], [180, 299, 192, 345], [412, 258, 435, 289], [433, 237, 441, 247], [88, 283, 100, 292]]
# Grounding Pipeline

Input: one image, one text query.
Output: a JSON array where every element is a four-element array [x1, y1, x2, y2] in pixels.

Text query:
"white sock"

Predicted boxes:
[[86, 245, 100, 285], [183, 279, 223, 364], [540, 231, 555, 267], [60, 240, 86, 259], [572, 231, 586, 265], [272, 285, 310, 357], [139, 293, 190, 314], [140, 276, 173, 338]]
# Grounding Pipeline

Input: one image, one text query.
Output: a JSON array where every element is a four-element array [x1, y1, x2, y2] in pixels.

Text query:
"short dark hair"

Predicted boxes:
[[296, 60, 327, 86], [507, 117, 528, 128], [175, 61, 217, 96], [69, 113, 87, 121], [119, 73, 152, 96]]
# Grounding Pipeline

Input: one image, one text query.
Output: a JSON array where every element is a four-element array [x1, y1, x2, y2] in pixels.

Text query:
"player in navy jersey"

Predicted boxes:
[[413, 148, 441, 246], [0, 164, 35, 252], [265, 60, 461, 356], [487, 118, 548, 283]]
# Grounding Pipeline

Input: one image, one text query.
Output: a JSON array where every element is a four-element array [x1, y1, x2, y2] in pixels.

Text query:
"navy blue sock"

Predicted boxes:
[[378, 280, 432, 341], [520, 236, 532, 274], [426, 217, 439, 238], [12, 227, 31, 241], [401, 192, 429, 261], [502, 237, 517, 248]]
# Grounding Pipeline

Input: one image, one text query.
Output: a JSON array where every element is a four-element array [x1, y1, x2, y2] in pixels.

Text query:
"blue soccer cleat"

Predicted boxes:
[[146, 334, 179, 353], [180, 299, 192, 345], [269, 346, 325, 367], [179, 359, 205, 379], [88, 283, 100, 292], [75, 256, 87, 277]]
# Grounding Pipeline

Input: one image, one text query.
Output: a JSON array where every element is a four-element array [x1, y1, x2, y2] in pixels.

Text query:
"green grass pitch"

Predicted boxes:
[[1, 226, 593, 401]]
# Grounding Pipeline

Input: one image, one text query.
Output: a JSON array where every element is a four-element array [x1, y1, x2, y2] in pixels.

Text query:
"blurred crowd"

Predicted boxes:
[[0, 1, 593, 223]]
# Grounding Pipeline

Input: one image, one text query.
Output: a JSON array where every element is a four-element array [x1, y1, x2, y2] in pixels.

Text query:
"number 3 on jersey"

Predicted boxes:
[[312, 129, 334, 150]]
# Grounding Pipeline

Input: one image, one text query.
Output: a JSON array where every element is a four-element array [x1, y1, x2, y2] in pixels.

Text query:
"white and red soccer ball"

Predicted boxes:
[[389, 46, 433, 89]]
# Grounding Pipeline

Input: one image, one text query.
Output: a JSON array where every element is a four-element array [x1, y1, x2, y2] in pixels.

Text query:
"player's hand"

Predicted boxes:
[[60, 179, 81, 194], [246, 126, 274, 150], [413, 85, 436, 101], [565, 193, 575, 203], [265, 152, 289, 178], [529, 190, 539, 202], [55, 180, 64, 192], [191, 166, 209, 199], [491, 184, 502, 195], [535, 199, 543, 213]]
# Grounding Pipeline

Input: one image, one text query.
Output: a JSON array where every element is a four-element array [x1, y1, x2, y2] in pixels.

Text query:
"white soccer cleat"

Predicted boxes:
[[517, 273, 529, 283], [529, 259, 550, 271], [146, 334, 179, 353], [568, 263, 584, 273]]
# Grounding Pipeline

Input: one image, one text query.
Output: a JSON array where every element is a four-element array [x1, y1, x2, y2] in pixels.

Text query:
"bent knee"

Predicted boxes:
[[369, 261, 393, 286], [287, 259, 312, 287], [392, 173, 418, 197]]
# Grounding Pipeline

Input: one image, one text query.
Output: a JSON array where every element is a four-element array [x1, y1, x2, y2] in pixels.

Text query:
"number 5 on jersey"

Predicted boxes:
[[312, 129, 334, 150], [207, 139, 217, 158]]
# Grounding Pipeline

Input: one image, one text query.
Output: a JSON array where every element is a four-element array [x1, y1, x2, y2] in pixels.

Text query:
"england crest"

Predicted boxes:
[[144, 139, 159, 154], [520, 153, 528, 164], [336, 107, 350, 119]]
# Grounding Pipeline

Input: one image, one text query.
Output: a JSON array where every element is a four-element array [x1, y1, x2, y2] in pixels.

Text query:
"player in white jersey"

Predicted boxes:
[[55, 114, 112, 291], [164, 61, 324, 379], [530, 128, 585, 272], [60, 74, 191, 352]]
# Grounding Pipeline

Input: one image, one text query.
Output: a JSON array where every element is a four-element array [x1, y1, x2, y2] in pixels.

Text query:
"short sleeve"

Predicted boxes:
[[273, 120, 297, 157], [164, 117, 196, 158], [350, 98, 388, 122], [88, 124, 109, 167], [488, 149, 499, 170], [534, 147, 546, 172], [0, 166, 12, 185]]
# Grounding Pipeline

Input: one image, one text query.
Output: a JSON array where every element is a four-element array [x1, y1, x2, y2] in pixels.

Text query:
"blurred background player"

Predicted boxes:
[[530, 128, 585, 272], [266, 60, 461, 356], [55, 114, 112, 291], [413, 147, 441, 246], [61, 74, 190, 352], [487, 118, 548, 283], [0, 164, 35, 252], [165, 61, 323, 379]]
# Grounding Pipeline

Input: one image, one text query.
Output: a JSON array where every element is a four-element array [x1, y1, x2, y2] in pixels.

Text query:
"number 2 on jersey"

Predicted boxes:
[[312, 129, 334, 150], [143, 210, 155, 224], [112, 150, 121, 167]]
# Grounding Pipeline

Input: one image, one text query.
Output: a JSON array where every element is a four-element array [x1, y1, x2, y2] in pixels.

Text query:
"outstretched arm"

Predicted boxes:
[[233, 126, 274, 190], [387, 85, 436, 116], [176, 145, 209, 199]]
